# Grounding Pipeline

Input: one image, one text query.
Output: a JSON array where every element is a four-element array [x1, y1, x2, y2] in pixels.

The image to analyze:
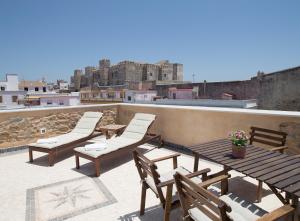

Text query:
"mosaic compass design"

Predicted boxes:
[[26, 177, 117, 221], [47, 185, 91, 208]]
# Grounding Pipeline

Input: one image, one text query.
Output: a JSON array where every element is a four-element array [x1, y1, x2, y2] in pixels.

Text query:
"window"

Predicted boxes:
[[43, 87, 46, 92], [35, 87, 39, 91], [47, 100, 52, 105], [12, 96, 18, 102], [149, 73, 152, 77], [24, 87, 28, 91], [0, 86, 5, 91], [0, 96, 2, 103], [164, 74, 167, 77], [59, 101, 64, 105], [128, 96, 131, 101]]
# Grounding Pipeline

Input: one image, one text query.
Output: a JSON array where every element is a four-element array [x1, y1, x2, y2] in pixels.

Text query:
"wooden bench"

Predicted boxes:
[[249, 126, 288, 202]]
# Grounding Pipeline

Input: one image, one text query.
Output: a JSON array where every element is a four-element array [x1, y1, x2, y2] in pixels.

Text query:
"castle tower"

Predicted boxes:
[[99, 59, 111, 86], [73, 69, 82, 91]]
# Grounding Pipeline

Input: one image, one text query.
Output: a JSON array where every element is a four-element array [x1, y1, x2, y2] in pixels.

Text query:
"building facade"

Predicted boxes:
[[19, 80, 47, 93], [0, 74, 25, 106], [72, 58, 184, 90]]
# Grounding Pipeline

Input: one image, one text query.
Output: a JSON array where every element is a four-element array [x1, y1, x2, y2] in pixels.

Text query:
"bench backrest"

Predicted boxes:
[[249, 126, 287, 147]]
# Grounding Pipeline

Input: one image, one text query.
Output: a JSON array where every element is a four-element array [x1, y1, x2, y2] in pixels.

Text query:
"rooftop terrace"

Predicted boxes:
[[1, 104, 300, 220], [0, 142, 285, 221]]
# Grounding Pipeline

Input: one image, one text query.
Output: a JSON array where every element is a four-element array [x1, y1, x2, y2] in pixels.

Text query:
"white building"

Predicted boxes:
[[124, 90, 157, 103], [0, 74, 25, 107], [59, 82, 69, 90], [0, 74, 19, 91], [39, 92, 80, 106], [19, 80, 47, 93]]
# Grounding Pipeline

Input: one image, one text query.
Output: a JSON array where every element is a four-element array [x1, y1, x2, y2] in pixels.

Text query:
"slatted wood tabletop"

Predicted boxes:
[[188, 138, 300, 199]]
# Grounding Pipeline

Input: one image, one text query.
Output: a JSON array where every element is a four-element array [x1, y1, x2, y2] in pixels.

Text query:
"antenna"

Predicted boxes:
[[192, 74, 195, 83]]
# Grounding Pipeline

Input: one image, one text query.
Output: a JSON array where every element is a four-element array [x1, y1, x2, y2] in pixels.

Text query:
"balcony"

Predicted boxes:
[[0, 104, 300, 220]]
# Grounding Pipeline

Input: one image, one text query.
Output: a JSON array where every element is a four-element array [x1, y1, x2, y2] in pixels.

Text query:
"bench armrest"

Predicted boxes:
[[256, 205, 294, 221], [270, 146, 288, 153], [151, 153, 180, 169], [158, 168, 211, 188], [198, 175, 230, 188], [151, 153, 181, 163]]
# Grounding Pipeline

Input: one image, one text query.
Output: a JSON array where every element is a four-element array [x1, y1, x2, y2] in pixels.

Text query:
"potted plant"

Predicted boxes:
[[229, 130, 248, 158]]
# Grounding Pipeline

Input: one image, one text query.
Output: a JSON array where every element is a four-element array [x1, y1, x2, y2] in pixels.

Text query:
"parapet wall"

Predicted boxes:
[[0, 105, 117, 148], [118, 104, 300, 154], [1, 104, 300, 155]]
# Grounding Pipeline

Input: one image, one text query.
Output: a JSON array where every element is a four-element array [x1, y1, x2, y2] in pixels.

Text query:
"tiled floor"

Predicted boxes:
[[0, 139, 285, 221]]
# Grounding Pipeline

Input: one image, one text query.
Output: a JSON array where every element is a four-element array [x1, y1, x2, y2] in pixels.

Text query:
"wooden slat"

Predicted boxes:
[[235, 154, 286, 171], [250, 127, 287, 136], [284, 182, 300, 194], [292, 190, 300, 198], [194, 144, 231, 155], [266, 168, 300, 185], [221, 151, 275, 166], [194, 140, 232, 153], [251, 132, 285, 142], [211, 148, 265, 163], [257, 162, 300, 181], [230, 154, 281, 173], [274, 174, 300, 189], [189, 139, 229, 151], [242, 156, 299, 174], [251, 138, 282, 147]]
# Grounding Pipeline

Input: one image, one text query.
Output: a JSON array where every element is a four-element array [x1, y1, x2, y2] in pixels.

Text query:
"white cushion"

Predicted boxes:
[[220, 193, 267, 221], [188, 207, 216, 221], [121, 113, 156, 140], [188, 192, 268, 221], [29, 112, 102, 149], [71, 112, 103, 135], [74, 137, 137, 158], [145, 166, 202, 196], [74, 113, 156, 157]]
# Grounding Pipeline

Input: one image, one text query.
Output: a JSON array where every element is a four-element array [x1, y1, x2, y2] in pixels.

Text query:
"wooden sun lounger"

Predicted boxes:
[[74, 113, 162, 176], [28, 112, 103, 166]]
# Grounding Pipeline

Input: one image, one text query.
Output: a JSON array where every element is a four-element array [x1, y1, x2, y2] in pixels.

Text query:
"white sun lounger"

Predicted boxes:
[[74, 113, 162, 176], [28, 111, 103, 166]]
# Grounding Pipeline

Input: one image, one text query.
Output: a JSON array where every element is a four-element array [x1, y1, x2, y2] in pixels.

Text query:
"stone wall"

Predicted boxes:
[[0, 105, 117, 148], [256, 66, 300, 111], [155, 79, 259, 100], [155, 66, 300, 111]]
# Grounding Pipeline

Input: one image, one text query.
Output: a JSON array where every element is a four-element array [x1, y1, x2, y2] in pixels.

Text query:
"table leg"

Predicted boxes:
[[256, 181, 263, 203], [193, 154, 199, 172], [95, 159, 100, 177], [29, 148, 33, 162], [291, 196, 299, 221], [75, 155, 80, 169], [164, 184, 173, 221]]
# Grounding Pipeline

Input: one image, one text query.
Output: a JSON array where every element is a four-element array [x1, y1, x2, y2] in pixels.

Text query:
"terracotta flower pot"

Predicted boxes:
[[232, 145, 246, 159]]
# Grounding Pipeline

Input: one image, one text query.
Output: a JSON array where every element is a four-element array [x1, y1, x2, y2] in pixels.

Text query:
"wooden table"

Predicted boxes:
[[96, 124, 126, 139], [188, 138, 300, 209]]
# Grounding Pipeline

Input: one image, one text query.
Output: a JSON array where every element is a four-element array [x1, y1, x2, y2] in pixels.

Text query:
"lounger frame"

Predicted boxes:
[[28, 132, 101, 166], [74, 133, 162, 176]]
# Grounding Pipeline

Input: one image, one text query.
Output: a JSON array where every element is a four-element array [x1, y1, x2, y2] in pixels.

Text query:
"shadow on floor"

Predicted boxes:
[[212, 175, 273, 203], [118, 205, 182, 221], [26, 148, 76, 167], [72, 146, 151, 177]]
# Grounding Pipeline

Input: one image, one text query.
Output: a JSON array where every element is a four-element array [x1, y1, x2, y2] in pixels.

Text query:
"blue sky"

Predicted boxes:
[[0, 0, 299, 82]]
